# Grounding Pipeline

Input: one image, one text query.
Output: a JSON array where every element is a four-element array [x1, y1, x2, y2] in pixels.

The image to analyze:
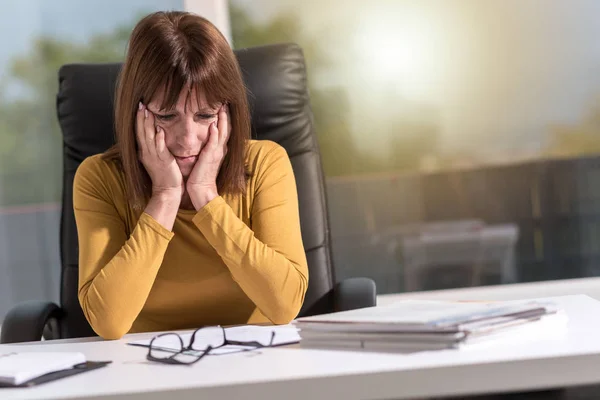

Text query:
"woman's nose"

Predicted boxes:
[[177, 118, 200, 147]]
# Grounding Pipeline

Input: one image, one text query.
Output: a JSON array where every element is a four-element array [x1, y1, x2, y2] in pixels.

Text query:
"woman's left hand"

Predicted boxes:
[[187, 103, 230, 209]]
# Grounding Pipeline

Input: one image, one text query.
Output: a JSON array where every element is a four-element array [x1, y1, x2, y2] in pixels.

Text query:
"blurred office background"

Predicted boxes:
[[2, 0, 600, 321]]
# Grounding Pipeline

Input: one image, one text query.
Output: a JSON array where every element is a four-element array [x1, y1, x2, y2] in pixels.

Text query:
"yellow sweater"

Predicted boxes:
[[73, 140, 308, 339]]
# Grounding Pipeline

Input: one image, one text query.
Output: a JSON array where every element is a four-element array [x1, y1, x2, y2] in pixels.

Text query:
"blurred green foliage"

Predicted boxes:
[[0, 25, 130, 206], [0, 5, 441, 206]]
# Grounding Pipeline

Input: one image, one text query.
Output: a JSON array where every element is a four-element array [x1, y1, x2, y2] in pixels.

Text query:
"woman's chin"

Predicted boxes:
[[179, 166, 193, 178], [175, 156, 197, 175]]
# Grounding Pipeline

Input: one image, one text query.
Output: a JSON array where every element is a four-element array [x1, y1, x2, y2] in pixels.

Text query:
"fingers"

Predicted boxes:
[[217, 103, 230, 143], [226, 104, 231, 141], [136, 102, 159, 161], [155, 126, 169, 161], [207, 121, 219, 150], [143, 105, 157, 159], [135, 102, 148, 157]]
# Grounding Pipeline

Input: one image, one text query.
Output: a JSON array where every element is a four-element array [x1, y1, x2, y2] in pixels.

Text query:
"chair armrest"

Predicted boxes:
[[333, 277, 377, 312], [1, 301, 63, 344]]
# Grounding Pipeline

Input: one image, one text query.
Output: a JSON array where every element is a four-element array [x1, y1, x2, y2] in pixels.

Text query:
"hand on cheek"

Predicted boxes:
[[186, 104, 230, 210], [136, 102, 184, 200]]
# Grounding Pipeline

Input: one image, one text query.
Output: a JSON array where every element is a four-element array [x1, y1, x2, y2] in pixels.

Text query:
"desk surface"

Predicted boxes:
[[3, 294, 600, 400]]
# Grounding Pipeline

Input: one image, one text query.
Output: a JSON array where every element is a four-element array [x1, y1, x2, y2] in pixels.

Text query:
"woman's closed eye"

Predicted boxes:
[[155, 113, 215, 122], [197, 113, 217, 120], [154, 113, 217, 122], [155, 113, 176, 122]]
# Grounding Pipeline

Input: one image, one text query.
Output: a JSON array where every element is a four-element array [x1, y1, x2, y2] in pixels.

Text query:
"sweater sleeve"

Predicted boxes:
[[192, 144, 309, 324], [73, 157, 174, 339]]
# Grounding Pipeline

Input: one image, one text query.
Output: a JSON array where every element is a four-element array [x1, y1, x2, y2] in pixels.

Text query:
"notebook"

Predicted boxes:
[[0, 352, 109, 387]]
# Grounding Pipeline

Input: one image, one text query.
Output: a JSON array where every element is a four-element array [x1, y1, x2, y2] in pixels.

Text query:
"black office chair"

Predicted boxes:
[[0, 43, 376, 344]]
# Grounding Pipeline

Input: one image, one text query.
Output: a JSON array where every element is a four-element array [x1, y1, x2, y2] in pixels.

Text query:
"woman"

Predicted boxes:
[[73, 11, 308, 340]]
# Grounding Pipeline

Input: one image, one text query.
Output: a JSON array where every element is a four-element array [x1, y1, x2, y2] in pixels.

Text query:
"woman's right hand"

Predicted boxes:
[[136, 102, 184, 199]]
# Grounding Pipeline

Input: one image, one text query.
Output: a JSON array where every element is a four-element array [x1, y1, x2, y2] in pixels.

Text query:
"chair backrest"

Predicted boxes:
[[56, 43, 337, 338]]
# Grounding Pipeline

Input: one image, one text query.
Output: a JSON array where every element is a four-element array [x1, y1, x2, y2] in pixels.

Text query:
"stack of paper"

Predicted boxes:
[[294, 299, 564, 352]]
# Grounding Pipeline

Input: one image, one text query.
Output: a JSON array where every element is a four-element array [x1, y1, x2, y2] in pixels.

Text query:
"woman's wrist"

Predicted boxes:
[[188, 185, 218, 210], [145, 189, 182, 230], [151, 188, 182, 204]]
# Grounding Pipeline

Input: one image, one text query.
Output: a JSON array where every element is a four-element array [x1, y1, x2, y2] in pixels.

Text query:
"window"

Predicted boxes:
[[229, 0, 600, 293], [0, 0, 185, 322]]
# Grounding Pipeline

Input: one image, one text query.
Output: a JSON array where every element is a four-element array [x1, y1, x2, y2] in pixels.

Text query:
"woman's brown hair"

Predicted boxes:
[[104, 11, 250, 209]]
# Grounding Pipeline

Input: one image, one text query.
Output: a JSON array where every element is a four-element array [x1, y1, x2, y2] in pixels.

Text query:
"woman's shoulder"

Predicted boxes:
[[76, 153, 123, 181], [74, 153, 127, 200], [245, 139, 289, 174], [246, 138, 284, 156]]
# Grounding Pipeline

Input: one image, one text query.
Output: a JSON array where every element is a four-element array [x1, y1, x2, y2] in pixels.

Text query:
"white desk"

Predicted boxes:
[[3, 294, 600, 400]]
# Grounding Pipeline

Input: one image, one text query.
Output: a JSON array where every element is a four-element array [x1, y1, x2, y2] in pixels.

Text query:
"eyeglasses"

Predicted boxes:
[[147, 326, 276, 365]]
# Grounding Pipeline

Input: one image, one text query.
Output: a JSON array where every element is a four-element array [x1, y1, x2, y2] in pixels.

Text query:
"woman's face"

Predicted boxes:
[[147, 88, 221, 178]]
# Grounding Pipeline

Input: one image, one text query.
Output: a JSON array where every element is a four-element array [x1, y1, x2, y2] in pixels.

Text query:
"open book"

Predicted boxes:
[[0, 352, 87, 386]]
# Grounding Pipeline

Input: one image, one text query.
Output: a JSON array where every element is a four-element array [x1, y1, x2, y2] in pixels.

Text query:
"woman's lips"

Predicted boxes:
[[175, 155, 197, 164]]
